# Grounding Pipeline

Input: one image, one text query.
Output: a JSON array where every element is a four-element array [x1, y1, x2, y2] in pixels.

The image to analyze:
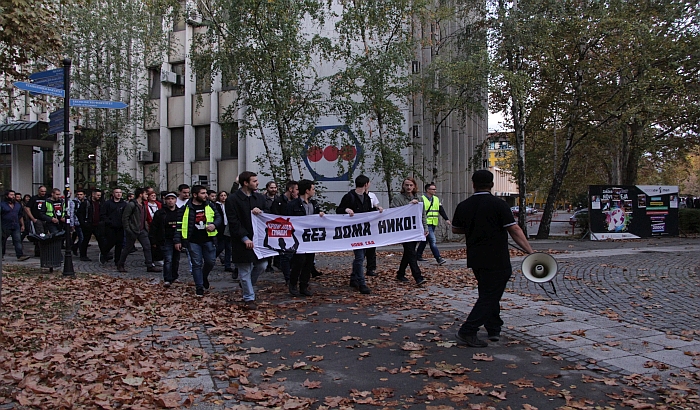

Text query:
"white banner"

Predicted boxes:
[[252, 204, 425, 259]]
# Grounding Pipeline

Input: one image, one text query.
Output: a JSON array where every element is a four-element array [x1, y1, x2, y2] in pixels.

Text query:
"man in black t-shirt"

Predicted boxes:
[[451, 170, 533, 348], [24, 185, 48, 237]]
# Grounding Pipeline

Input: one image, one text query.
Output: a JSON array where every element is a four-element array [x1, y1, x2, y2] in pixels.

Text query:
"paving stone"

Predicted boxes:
[[642, 349, 697, 368], [640, 335, 700, 348], [603, 355, 658, 374], [519, 324, 568, 337], [536, 334, 593, 349], [570, 344, 632, 361], [546, 320, 598, 333]]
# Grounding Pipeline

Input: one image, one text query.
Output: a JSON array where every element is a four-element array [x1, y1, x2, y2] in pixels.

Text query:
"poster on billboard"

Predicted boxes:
[[587, 185, 679, 240]]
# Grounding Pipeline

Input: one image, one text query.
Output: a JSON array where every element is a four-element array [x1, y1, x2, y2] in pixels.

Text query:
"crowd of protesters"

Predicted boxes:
[[1, 171, 457, 310]]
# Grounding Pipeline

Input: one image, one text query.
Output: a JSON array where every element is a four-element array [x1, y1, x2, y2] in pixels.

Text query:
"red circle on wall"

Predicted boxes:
[[307, 146, 323, 162], [323, 145, 339, 162], [339, 145, 357, 161]]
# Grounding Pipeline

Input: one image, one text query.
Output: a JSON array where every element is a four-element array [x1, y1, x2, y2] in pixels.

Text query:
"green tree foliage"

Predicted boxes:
[[491, 0, 700, 238], [61, 0, 174, 188], [0, 0, 63, 78], [330, 0, 422, 201], [192, 0, 329, 182], [416, 0, 489, 182]]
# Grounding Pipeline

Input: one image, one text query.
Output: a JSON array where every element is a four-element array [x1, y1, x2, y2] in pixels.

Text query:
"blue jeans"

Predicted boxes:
[[161, 239, 181, 283], [216, 235, 232, 269], [351, 248, 367, 286], [187, 241, 216, 288], [2, 226, 24, 258], [236, 260, 267, 301], [416, 225, 441, 260]]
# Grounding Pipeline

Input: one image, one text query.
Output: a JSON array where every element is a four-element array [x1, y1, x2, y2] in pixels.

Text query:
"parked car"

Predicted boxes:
[[512, 206, 537, 216], [569, 208, 589, 227]]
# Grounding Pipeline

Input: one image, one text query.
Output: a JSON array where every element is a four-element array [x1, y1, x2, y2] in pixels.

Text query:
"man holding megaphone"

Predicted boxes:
[[451, 170, 534, 347]]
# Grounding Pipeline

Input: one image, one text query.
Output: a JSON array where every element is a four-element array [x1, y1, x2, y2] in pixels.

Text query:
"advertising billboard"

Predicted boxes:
[[588, 185, 679, 240]]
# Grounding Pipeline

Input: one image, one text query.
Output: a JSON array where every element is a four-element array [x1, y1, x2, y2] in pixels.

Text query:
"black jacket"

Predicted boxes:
[[81, 198, 103, 227], [287, 197, 321, 216], [336, 189, 375, 215], [174, 199, 222, 244], [101, 199, 127, 228], [226, 189, 266, 263], [270, 194, 292, 216], [149, 206, 183, 246]]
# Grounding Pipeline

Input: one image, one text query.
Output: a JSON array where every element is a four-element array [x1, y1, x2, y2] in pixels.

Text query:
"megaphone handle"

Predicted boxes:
[[537, 282, 557, 296]]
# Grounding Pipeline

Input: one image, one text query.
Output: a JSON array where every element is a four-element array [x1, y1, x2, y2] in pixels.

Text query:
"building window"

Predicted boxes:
[[173, 0, 186, 31], [171, 63, 185, 97], [195, 68, 211, 93], [147, 130, 160, 153], [221, 122, 238, 159], [171, 127, 184, 162], [194, 125, 210, 161], [221, 69, 237, 91], [148, 68, 161, 99]]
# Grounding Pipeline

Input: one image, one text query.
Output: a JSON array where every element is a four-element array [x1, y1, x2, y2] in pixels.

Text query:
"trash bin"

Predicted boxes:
[[29, 232, 65, 272]]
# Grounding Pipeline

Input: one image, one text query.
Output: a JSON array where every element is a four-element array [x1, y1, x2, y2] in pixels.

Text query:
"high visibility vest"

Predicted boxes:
[[422, 195, 441, 226], [181, 204, 218, 239], [46, 201, 54, 218]]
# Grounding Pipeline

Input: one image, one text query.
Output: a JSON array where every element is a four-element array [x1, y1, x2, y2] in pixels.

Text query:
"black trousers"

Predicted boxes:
[[458, 267, 512, 336], [290, 253, 315, 289], [79, 225, 99, 257], [397, 241, 422, 281], [102, 226, 124, 262], [365, 247, 376, 271]]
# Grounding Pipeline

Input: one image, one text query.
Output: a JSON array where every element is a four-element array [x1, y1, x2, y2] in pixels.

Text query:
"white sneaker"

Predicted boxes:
[[155, 260, 164, 266], [164, 281, 171, 288]]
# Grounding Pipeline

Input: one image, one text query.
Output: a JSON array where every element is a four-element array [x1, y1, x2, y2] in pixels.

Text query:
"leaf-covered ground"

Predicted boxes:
[[0, 251, 697, 409]]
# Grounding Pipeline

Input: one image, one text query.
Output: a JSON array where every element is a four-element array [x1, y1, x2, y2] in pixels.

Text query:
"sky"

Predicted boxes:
[[488, 110, 507, 133]]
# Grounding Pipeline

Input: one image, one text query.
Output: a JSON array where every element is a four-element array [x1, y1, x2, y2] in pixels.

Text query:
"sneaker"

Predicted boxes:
[[437, 258, 447, 266], [487, 333, 501, 342], [17, 256, 31, 261], [164, 281, 171, 288], [366, 270, 377, 277], [289, 285, 300, 297], [155, 260, 164, 266], [417, 257, 427, 262], [117, 265, 127, 273], [243, 300, 257, 310], [195, 287, 204, 297], [203, 276, 210, 290], [299, 287, 313, 297], [396, 276, 409, 283], [349, 280, 360, 289], [455, 332, 488, 347], [99, 254, 106, 264], [359, 285, 371, 294], [79, 256, 92, 262], [231, 268, 239, 281], [416, 278, 427, 286], [147, 266, 162, 273]]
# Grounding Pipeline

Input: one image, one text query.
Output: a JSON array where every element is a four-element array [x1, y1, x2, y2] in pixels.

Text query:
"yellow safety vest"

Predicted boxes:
[[422, 195, 440, 226], [181, 204, 218, 239], [46, 202, 54, 218]]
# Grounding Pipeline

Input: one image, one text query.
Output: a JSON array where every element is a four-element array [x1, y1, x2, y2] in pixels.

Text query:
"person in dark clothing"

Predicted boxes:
[[336, 175, 383, 295], [226, 171, 267, 309], [214, 190, 233, 273], [20, 194, 31, 241], [269, 180, 298, 284], [24, 186, 48, 238], [100, 188, 127, 265], [452, 170, 533, 348], [79, 189, 103, 261], [45, 188, 66, 235], [286, 179, 324, 297], [390, 178, 428, 286], [70, 190, 86, 257], [117, 187, 161, 273], [1, 190, 29, 261], [175, 185, 222, 297], [149, 192, 183, 287]]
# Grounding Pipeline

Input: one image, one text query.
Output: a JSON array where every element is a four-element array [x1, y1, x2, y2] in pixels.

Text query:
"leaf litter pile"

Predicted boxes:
[[0, 253, 697, 409]]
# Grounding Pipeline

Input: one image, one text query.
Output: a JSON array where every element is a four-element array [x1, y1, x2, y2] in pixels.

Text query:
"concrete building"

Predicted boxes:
[[0, 1, 488, 213]]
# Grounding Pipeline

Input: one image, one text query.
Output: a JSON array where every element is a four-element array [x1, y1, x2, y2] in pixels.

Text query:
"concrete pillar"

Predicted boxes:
[[11, 145, 34, 194]]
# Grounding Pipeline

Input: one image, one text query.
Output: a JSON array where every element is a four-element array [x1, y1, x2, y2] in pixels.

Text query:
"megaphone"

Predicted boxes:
[[521, 252, 558, 283]]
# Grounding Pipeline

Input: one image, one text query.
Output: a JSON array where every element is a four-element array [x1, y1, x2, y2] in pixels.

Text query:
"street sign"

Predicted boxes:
[[49, 109, 64, 135], [70, 99, 128, 109], [32, 76, 64, 89], [13, 81, 65, 98], [29, 68, 63, 81]]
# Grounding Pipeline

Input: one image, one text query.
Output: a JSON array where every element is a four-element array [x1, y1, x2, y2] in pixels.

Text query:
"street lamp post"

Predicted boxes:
[[62, 58, 75, 277]]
